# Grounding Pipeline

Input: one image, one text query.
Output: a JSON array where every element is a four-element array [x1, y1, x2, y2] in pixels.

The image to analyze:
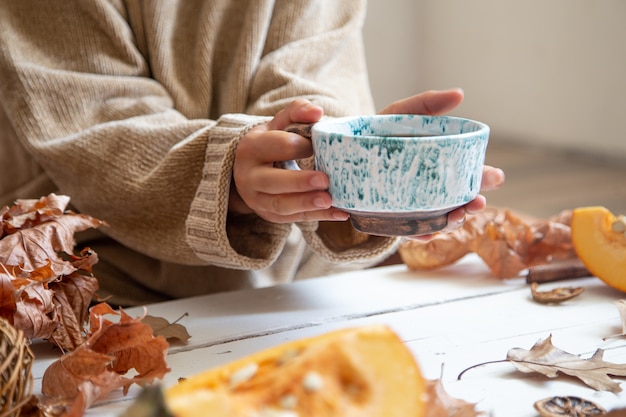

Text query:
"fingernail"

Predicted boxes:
[[333, 211, 349, 221], [310, 175, 327, 189], [486, 168, 505, 185], [314, 196, 330, 208]]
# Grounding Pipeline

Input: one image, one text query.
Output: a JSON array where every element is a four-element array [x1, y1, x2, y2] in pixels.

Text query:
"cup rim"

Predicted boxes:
[[312, 114, 489, 141]]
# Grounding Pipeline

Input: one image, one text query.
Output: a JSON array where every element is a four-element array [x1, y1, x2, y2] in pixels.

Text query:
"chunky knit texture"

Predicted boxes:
[[0, 0, 398, 304]]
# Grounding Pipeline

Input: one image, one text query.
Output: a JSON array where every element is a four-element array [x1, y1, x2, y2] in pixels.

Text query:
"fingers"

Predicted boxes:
[[266, 99, 324, 131], [379, 88, 464, 115], [242, 128, 314, 166], [232, 99, 350, 223], [481, 166, 505, 191], [405, 194, 487, 241]]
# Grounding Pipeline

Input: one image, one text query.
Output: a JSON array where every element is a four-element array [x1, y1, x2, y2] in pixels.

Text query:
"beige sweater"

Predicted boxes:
[[0, 0, 398, 305]]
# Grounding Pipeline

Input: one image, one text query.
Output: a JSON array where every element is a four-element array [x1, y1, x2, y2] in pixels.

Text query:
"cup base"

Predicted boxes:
[[348, 209, 451, 237]]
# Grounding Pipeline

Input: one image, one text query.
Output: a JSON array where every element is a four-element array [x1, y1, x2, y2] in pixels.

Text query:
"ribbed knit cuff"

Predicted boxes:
[[186, 114, 290, 270]]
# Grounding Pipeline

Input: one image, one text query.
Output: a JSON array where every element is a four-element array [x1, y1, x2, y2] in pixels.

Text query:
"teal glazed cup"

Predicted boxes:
[[285, 114, 490, 236]]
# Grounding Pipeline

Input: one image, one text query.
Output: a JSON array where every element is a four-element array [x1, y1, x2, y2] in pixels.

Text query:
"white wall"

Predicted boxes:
[[364, 0, 626, 159]]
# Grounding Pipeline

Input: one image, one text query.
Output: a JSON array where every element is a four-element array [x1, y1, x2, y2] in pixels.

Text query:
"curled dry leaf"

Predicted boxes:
[[530, 282, 585, 304], [143, 313, 191, 343], [0, 194, 105, 276], [0, 194, 105, 350], [424, 378, 485, 417], [399, 208, 577, 278], [40, 303, 170, 416]]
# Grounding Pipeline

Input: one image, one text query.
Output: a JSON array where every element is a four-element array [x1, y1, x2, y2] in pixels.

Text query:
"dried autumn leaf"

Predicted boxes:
[[0, 194, 105, 350], [143, 314, 191, 343], [47, 272, 100, 351], [1, 193, 69, 236], [400, 208, 578, 278], [507, 334, 626, 393], [41, 346, 129, 416], [530, 282, 585, 304], [41, 303, 171, 416], [87, 303, 171, 382], [0, 209, 104, 277], [424, 378, 485, 417]]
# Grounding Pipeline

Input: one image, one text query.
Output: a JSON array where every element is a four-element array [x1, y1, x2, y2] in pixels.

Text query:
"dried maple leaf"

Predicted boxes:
[[507, 334, 626, 393], [143, 313, 191, 343], [40, 303, 170, 416], [87, 303, 171, 382], [399, 207, 578, 278], [41, 347, 128, 417], [425, 378, 485, 417]]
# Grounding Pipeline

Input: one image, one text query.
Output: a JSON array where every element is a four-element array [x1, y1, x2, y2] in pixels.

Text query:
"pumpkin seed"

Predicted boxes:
[[279, 394, 297, 409], [611, 215, 626, 239], [229, 363, 258, 387], [302, 371, 324, 392]]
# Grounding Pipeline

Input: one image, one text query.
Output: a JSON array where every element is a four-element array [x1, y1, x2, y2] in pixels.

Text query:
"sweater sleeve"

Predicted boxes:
[[242, 0, 401, 265], [0, 1, 287, 268], [0, 0, 398, 272]]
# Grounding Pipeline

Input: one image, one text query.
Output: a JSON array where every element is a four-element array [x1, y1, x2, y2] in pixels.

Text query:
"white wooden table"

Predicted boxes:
[[30, 254, 626, 416]]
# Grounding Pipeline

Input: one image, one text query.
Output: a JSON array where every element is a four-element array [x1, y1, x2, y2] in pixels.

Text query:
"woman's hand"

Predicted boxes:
[[230, 99, 349, 223], [380, 89, 505, 239], [231, 89, 505, 236]]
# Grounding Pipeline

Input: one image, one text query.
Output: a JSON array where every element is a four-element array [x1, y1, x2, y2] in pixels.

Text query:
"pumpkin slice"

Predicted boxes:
[[571, 206, 626, 292], [165, 325, 426, 417]]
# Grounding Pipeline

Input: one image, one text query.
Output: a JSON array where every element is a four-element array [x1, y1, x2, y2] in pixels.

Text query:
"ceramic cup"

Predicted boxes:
[[284, 114, 490, 236]]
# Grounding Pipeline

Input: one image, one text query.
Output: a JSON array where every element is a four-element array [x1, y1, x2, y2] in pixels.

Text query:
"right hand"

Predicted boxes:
[[230, 99, 350, 224]]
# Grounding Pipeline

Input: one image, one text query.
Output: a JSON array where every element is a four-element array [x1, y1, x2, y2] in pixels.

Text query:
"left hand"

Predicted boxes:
[[380, 89, 505, 239]]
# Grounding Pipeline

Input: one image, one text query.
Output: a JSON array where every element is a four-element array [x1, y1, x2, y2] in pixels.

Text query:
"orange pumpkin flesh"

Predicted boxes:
[[571, 206, 626, 292], [165, 325, 426, 417]]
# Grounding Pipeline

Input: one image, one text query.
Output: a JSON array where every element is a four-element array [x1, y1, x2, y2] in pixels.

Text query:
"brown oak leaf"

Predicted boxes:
[[507, 334, 626, 393]]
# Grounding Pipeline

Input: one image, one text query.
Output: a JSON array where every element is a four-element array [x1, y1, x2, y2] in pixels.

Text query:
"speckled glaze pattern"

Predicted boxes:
[[311, 114, 490, 214]]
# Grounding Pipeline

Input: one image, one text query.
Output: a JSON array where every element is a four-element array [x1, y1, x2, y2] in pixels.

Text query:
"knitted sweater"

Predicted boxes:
[[0, 0, 398, 304]]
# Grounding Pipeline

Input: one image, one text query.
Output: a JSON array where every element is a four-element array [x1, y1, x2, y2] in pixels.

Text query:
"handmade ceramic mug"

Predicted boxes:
[[284, 114, 490, 236]]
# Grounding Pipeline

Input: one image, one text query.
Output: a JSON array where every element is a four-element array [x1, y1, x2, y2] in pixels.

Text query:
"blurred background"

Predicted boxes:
[[363, 0, 626, 218]]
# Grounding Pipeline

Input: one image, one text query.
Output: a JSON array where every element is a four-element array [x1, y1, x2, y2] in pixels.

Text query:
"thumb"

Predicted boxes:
[[266, 99, 324, 131]]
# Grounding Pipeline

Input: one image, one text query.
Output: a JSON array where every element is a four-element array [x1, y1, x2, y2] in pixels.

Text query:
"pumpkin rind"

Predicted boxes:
[[165, 325, 426, 417], [571, 206, 626, 292]]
